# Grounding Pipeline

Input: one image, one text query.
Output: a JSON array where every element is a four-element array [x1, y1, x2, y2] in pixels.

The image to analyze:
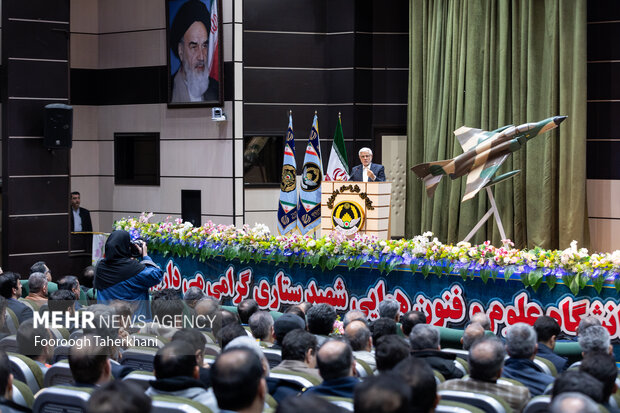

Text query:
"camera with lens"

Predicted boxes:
[[130, 238, 145, 258]]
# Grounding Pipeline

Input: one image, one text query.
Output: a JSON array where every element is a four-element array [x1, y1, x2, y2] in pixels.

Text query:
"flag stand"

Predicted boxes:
[[462, 187, 507, 243]]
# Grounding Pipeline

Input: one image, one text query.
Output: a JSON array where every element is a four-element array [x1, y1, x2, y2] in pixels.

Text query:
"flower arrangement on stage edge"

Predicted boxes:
[[114, 213, 620, 295]]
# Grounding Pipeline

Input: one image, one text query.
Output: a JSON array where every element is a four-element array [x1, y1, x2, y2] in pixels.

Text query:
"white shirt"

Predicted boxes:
[[363, 163, 373, 182], [72, 208, 82, 231]]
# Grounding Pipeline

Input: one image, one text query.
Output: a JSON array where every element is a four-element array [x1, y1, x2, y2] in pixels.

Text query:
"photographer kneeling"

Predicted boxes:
[[94, 230, 164, 319]]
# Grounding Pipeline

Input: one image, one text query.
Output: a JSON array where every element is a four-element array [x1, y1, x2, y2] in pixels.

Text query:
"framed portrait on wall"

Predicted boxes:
[[166, 0, 223, 107]]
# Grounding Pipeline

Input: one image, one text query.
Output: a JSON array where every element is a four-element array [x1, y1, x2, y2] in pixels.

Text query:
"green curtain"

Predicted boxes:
[[405, 0, 588, 250]]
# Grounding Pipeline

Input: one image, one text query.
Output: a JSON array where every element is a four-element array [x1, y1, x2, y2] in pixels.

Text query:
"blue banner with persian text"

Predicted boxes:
[[150, 253, 620, 340]]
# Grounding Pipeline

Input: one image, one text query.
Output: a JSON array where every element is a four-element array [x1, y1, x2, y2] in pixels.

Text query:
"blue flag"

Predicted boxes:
[[297, 114, 323, 235], [277, 114, 298, 235]]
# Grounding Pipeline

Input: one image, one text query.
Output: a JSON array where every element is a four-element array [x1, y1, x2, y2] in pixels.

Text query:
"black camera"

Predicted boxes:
[[130, 239, 145, 258]]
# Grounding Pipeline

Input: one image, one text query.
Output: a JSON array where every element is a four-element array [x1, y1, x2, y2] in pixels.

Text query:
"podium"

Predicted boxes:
[[320, 181, 392, 240]]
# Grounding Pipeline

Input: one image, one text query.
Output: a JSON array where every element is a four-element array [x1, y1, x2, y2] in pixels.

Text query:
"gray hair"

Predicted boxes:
[[379, 298, 400, 320], [470, 312, 491, 330], [409, 324, 439, 350], [248, 311, 273, 341], [578, 325, 610, 355], [28, 272, 47, 294], [550, 392, 600, 413], [469, 337, 506, 381], [578, 316, 601, 334], [505, 323, 537, 358], [343, 310, 367, 329], [225, 335, 269, 374], [358, 147, 373, 156], [462, 323, 485, 350], [183, 286, 204, 302]]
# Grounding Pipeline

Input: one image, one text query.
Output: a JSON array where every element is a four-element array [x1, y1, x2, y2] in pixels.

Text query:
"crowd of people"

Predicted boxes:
[[0, 232, 617, 412]]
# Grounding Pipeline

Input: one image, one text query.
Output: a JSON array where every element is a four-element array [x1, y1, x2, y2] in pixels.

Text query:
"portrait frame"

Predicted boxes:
[[166, 0, 223, 108]]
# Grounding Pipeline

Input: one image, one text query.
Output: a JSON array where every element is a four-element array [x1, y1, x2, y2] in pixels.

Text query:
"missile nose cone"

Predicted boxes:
[[553, 116, 567, 126]]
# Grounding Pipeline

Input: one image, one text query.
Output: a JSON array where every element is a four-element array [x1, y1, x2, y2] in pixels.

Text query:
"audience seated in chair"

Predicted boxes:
[[0, 349, 30, 413], [578, 325, 613, 357], [344, 320, 376, 372], [306, 304, 337, 346], [579, 353, 620, 413], [302, 339, 359, 399], [375, 335, 410, 373], [145, 340, 217, 409], [238, 299, 259, 325], [501, 323, 554, 396], [409, 324, 463, 380], [342, 310, 366, 330], [371, 318, 398, 345], [193, 297, 219, 332], [461, 322, 485, 351], [171, 328, 211, 389], [439, 336, 530, 412], [550, 392, 600, 413], [249, 311, 275, 346], [30, 262, 52, 283], [273, 328, 321, 382], [393, 356, 439, 413], [400, 310, 427, 337], [47, 290, 78, 332], [551, 370, 604, 405], [16, 319, 53, 375], [219, 323, 248, 349], [470, 312, 491, 331], [272, 313, 305, 350], [24, 272, 48, 307], [354, 373, 411, 413], [68, 334, 112, 387], [378, 298, 401, 324], [212, 347, 267, 413], [87, 380, 151, 413], [140, 289, 184, 339], [183, 286, 205, 310], [0, 272, 33, 323], [534, 316, 568, 373], [57, 276, 83, 310]]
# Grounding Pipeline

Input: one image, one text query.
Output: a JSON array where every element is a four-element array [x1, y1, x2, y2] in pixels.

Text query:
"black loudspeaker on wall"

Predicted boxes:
[[44, 103, 73, 149]]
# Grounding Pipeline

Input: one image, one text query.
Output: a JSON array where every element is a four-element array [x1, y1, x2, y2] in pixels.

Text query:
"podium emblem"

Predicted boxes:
[[332, 201, 365, 235]]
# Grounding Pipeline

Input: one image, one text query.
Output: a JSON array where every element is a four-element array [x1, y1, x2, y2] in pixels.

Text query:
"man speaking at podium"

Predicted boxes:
[[349, 147, 386, 182]]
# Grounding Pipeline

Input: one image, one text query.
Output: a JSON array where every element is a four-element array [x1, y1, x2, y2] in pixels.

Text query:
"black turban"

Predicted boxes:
[[170, 0, 211, 58]]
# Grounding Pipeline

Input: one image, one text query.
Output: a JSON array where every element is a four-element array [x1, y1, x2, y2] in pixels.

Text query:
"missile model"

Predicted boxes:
[[411, 116, 567, 202]]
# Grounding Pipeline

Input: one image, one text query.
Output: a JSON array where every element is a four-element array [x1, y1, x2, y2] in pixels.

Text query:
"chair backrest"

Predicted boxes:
[[201, 331, 216, 344], [122, 370, 155, 391], [454, 357, 469, 375], [533, 356, 557, 376], [523, 395, 551, 413], [437, 400, 485, 413], [204, 343, 220, 356], [151, 395, 213, 413], [18, 298, 40, 311], [8, 352, 44, 393], [0, 335, 18, 353], [434, 370, 446, 384], [12, 379, 34, 409], [355, 358, 374, 377], [270, 369, 321, 388], [44, 360, 75, 387], [32, 385, 93, 413], [5, 308, 19, 334], [438, 390, 509, 413], [262, 348, 282, 369], [443, 348, 470, 358], [51, 345, 72, 364], [320, 396, 354, 411], [120, 347, 158, 371]]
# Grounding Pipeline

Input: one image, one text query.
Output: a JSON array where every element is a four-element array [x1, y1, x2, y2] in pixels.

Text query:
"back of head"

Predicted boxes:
[[578, 325, 610, 356], [218, 322, 247, 349], [579, 352, 617, 401], [48, 289, 76, 312], [371, 317, 397, 344], [552, 370, 604, 403], [0, 271, 19, 298], [354, 373, 411, 413], [30, 261, 47, 275], [238, 298, 259, 324], [220, 309, 240, 327], [378, 298, 400, 320], [151, 288, 184, 320], [0, 349, 10, 395], [276, 394, 345, 413], [194, 297, 219, 317], [505, 322, 537, 358], [344, 320, 371, 351], [69, 334, 109, 385], [81, 265, 95, 288], [462, 323, 485, 350], [578, 316, 601, 335], [316, 339, 353, 381], [274, 313, 306, 345], [183, 286, 205, 305], [550, 392, 600, 413], [282, 329, 317, 362], [284, 305, 306, 320], [153, 340, 197, 379], [342, 309, 366, 329], [28, 272, 47, 294], [171, 328, 207, 355], [87, 380, 151, 413], [212, 348, 264, 411], [58, 275, 79, 291], [393, 356, 437, 413], [470, 312, 491, 330], [469, 337, 505, 381], [375, 335, 410, 372], [401, 311, 426, 336], [17, 319, 51, 360], [249, 311, 273, 341], [409, 323, 439, 350], [306, 303, 337, 336], [534, 315, 561, 342]]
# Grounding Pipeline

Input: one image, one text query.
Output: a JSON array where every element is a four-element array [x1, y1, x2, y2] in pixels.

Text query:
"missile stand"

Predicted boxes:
[[462, 187, 507, 243]]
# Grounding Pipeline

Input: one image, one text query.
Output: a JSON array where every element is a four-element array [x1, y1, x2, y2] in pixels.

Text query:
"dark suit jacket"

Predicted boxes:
[[536, 342, 568, 374], [7, 298, 33, 324], [349, 163, 386, 182], [70, 207, 92, 232]]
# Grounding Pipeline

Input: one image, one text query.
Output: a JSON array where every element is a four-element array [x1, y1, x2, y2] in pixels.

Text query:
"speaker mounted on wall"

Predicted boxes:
[[44, 103, 73, 149]]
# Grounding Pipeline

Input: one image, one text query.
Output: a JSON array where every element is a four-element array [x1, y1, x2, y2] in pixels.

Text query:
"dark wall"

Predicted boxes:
[[243, 0, 409, 170], [1, 0, 88, 275], [587, 1, 620, 179]]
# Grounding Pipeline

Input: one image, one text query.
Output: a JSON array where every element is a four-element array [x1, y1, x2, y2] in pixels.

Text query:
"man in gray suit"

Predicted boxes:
[[350, 148, 386, 182]]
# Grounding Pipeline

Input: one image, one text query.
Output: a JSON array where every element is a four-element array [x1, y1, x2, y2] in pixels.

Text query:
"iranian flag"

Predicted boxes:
[[325, 115, 349, 181], [207, 0, 219, 82]]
